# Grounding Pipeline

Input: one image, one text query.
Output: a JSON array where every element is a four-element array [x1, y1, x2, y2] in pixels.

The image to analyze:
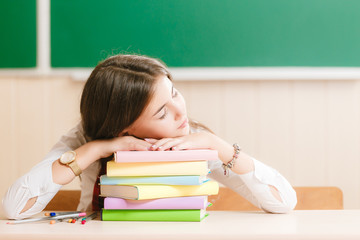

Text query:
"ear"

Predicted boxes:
[[118, 126, 132, 137], [120, 132, 129, 137]]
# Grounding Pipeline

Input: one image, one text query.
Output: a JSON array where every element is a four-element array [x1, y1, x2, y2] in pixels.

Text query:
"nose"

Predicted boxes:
[[172, 102, 185, 121]]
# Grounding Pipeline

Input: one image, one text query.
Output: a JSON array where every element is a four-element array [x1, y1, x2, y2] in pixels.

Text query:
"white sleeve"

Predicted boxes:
[[77, 160, 100, 212], [208, 158, 297, 213], [2, 123, 87, 219]]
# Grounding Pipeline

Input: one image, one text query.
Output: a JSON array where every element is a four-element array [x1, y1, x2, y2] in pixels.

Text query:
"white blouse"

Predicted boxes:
[[2, 123, 297, 219]]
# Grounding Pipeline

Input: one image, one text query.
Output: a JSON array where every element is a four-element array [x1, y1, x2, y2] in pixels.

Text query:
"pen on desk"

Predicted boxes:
[[81, 212, 97, 224], [49, 212, 86, 220], [6, 212, 86, 224], [7, 216, 52, 224], [45, 211, 81, 217], [49, 217, 76, 224]]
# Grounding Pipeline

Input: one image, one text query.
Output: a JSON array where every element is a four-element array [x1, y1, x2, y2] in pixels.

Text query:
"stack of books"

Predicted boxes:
[[100, 149, 220, 222]]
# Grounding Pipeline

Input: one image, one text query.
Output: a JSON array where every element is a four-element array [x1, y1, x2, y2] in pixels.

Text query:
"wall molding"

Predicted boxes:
[[1, 67, 360, 81]]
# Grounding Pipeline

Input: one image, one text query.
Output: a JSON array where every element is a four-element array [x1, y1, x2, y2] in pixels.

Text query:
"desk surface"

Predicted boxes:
[[1, 210, 360, 240]]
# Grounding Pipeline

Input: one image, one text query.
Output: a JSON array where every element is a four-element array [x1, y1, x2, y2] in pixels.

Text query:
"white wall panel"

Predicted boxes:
[[0, 77, 359, 209]]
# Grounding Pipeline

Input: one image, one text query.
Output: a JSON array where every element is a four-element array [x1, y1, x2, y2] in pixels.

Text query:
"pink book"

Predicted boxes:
[[114, 149, 218, 163], [104, 196, 210, 209]]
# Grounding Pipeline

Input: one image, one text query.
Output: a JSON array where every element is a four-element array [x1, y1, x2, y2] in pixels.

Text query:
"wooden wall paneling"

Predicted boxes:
[[291, 81, 327, 186]]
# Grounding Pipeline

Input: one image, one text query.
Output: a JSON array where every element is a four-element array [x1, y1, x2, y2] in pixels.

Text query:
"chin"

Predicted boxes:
[[177, 127, 190, 136]]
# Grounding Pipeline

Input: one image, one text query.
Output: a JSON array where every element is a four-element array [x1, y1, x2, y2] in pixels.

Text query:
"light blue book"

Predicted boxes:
[[100, 175, 210, 185]]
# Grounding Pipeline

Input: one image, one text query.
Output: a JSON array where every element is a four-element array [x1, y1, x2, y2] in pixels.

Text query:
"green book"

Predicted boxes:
[[101, 209, 209, 222]]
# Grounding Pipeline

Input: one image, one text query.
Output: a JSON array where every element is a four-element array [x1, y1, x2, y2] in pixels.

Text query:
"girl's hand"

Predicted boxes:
[[53, 135, 152, 186], [95, 135, 153, 159], [145, 131, 217, 151], [144, 132, 242, 172]]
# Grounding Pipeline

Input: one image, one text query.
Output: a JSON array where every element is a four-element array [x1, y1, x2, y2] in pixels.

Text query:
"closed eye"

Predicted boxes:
[[159, 108, 168, 119]]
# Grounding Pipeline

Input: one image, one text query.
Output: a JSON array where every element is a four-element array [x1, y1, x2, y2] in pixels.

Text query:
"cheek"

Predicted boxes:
[[155, 121, 176, 135], [134, 121, 186, 139], [148, 120, 182, 138], [177, 94, 187, 112], [137, 121, 174, 139]]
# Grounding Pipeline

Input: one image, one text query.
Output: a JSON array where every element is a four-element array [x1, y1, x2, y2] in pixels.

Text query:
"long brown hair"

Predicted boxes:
[[80, 54, 211, 140]]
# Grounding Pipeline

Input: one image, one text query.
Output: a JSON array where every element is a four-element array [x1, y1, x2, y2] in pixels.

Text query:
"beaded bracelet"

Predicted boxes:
[[222, 143, 241, 176]]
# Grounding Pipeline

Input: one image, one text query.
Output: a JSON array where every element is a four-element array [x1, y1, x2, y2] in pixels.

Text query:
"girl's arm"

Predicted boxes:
[[146, 131, 297, 213], [2, 124, 152, 219], [2, 123, 88, 219], [51, 136, 152, 186]]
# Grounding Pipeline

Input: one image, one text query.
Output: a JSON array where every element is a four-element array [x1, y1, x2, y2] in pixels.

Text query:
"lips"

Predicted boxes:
[[178, 118, 188, 129]]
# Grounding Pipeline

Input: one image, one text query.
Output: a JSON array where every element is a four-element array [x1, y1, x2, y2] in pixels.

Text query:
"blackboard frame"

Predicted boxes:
[[51, 0, 360, 68]]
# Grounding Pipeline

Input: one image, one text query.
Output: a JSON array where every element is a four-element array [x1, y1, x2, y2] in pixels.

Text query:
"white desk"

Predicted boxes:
[[1, 210, 360, 240]]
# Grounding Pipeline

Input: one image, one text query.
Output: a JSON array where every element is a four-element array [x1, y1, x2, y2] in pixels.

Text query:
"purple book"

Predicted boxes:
[[104, 196, 209, 210]]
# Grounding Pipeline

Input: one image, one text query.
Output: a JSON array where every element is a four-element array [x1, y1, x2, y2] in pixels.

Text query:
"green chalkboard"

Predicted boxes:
[[51, 0, 360, 68], [0, 0, 36, 68]]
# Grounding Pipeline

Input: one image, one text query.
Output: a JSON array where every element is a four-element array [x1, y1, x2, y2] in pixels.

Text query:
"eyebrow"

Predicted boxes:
[[152, 86, 174, 117]]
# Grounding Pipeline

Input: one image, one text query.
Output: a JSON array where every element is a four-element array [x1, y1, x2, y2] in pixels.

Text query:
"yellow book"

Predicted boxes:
[[107, 160, 209, 176], [100, 180, 219, 200]]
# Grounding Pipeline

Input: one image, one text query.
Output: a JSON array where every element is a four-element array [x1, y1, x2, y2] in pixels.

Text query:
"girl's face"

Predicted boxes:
[[123, 75, 189, 139]]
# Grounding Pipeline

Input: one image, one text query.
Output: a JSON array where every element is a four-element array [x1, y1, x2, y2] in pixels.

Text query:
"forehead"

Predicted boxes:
[[143, 76, 173, 116], [156, 75, 173, 92]]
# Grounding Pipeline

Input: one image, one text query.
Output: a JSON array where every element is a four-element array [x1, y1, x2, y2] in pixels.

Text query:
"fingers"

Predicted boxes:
[[148, 138, 173, 151], [131, 140, 153, 151], [170, 142, 190, 151], [158, 139, 183, 151], [114, 136, 153, 151], [147, 138, 184, 151], [144, 138, 157, 144]]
